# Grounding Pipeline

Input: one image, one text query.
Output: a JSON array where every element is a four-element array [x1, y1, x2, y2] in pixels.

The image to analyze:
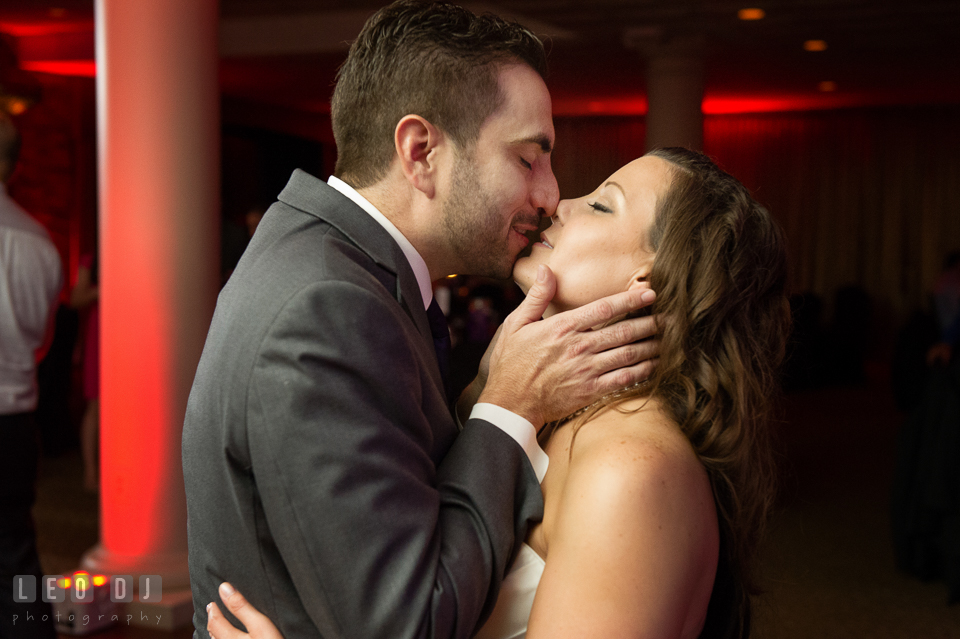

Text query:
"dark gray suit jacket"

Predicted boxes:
[[182, 170, 543, 638]]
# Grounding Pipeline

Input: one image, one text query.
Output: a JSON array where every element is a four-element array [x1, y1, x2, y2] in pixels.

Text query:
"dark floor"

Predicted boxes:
[[33, 450, 193, 638], [752, 370, 960, 638], [32, 367, 960, 638]]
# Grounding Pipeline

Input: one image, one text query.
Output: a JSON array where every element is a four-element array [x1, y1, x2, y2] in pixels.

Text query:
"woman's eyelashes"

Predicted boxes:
[[520, 157, 533, 170], [588, 201, 613, 213]]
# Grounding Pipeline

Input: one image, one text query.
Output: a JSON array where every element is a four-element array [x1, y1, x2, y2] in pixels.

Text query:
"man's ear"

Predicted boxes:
[[395, 115, 443, 198]]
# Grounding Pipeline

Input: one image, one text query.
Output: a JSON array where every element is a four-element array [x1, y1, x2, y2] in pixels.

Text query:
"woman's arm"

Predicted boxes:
[[526, 414, 719, 639]]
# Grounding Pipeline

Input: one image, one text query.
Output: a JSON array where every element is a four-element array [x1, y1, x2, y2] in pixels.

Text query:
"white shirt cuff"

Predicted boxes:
[[468, 403, 549, 483]]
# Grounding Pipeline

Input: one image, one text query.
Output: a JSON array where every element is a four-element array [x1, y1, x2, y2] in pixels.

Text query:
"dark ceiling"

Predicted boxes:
[[2, 0, 960, 115]]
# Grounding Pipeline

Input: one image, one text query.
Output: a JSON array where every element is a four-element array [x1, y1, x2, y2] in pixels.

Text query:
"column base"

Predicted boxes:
[[79, 543, 191, 589]]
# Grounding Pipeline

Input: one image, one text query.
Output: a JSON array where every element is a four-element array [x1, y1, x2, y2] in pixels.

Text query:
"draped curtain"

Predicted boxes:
[[552, 107, 960, 348]]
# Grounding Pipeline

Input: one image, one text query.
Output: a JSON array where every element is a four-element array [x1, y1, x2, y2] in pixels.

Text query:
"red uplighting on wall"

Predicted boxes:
[[0, 20, 93, 37], [552, 94, 876, 116], [20, 60, 96, 77], [702, 96, 818, 114], [552, 96, 649, 116]]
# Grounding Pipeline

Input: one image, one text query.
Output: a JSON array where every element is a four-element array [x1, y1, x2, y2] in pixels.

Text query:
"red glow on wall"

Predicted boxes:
[[552, 96, 648, 116], [0, 20, 93, 37], [702, 96, 817, 114], [20, 60, 96, 77], [551, 93, 885, 117], [703, 93, 881, 114]]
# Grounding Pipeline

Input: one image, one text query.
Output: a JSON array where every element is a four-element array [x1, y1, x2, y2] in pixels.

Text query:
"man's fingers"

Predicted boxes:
[[565, 288, 656, 332], [507, 265, 557, 327], [592, 338, 660, 376], [584, 314, 659, 354], [597, 357, 659, 393]]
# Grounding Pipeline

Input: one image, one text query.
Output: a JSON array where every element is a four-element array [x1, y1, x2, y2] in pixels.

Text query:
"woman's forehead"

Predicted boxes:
[[606, 156, 674, 206]]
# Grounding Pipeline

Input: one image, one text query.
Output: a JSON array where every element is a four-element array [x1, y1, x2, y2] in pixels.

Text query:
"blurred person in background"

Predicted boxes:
[[71, 254, 99, 492], [927, 250, 960, 366], [0, 113, 61, 638]]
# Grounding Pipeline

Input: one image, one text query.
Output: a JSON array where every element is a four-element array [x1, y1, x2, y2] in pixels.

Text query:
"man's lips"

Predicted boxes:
[[511, 220, 539, 245]]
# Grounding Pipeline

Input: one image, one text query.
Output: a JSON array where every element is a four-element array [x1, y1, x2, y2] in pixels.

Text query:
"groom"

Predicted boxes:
[[182, 2, 657, 638]]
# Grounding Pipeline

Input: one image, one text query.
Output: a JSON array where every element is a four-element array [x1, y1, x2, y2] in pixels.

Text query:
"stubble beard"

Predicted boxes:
[[441, 154, 516, 280]]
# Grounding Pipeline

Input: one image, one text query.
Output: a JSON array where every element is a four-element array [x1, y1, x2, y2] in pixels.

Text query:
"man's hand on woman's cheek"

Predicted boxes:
[[477, 265, 659, 428]]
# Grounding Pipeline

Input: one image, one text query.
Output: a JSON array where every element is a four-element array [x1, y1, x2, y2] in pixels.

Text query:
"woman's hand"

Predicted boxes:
[[207, 582, 283, 639]]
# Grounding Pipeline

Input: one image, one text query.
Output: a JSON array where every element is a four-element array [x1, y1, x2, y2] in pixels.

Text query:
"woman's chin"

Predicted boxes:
[[513, 260, 563, 318], [512, 258, 536, 295]]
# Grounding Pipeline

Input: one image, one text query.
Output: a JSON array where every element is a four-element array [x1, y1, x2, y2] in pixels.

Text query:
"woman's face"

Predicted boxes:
[[513, 155, 674, 316]]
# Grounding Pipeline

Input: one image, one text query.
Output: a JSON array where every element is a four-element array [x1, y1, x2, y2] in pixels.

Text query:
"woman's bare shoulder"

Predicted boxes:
[[567, 397, 707, 491], [557, 397, 718, 550], [528, 398, 719, 638]]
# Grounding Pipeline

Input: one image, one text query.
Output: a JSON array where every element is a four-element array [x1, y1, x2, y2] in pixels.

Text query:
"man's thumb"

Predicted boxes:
[[513, 265, 556, 325]]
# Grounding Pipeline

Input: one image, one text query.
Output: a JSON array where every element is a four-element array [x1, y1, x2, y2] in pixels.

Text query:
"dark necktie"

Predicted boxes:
[[426, 297, 452, 402]]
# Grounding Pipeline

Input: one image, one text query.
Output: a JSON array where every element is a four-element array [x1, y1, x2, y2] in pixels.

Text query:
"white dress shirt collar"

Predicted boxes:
[[327, 175, 432, 310]]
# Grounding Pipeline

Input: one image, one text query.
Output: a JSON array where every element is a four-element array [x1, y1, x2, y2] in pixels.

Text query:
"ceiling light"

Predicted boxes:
[[3, 97, 28, 115], [804, 40, 828, 52], [818, 81, 837, 92], [738, 8, 766, 21], [48, 8, 67, 18]]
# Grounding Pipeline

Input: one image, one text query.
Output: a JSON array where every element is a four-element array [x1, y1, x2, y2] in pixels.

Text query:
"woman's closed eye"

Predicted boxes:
[[520, 157, 533, 170], [588, 201, 613, 213]]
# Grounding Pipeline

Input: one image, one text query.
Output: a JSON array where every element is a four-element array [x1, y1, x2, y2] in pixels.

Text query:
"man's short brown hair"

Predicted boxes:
[[331, 0, 547, 188]]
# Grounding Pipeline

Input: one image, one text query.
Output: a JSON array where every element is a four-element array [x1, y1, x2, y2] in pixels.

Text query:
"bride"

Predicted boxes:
[[205, 147, 789, 639]]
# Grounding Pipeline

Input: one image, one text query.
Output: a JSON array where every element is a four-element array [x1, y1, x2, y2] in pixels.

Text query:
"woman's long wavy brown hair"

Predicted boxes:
[[562, 148, 790, 638], [646, 147, 789, 637]]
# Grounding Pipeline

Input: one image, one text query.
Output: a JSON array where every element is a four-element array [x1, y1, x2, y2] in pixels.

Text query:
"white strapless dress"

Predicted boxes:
[[474, 544, 545, 639]]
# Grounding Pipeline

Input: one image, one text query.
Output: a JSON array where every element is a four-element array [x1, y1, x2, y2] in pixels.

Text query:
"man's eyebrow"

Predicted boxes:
[[512, 135, 553, 153]]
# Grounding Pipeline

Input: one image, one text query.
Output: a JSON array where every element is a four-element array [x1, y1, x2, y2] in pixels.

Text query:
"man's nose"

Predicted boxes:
[[532, 165, 560, 220]]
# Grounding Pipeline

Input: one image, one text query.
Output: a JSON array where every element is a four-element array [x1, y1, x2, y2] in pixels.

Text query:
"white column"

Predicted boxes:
[[633, 35, 704, 152], [646, 55, 703, 151], [83, 0, 219, 605]]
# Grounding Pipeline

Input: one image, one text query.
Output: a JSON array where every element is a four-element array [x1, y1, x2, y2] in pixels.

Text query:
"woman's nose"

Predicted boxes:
[[552, 199, 571, 225]]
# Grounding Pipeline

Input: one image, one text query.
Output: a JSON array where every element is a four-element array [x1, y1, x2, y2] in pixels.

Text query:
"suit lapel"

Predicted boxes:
[[277, 169, 433, 349]]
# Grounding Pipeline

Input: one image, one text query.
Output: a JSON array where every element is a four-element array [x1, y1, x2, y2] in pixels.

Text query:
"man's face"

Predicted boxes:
[[440, 64, 559, 279]]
